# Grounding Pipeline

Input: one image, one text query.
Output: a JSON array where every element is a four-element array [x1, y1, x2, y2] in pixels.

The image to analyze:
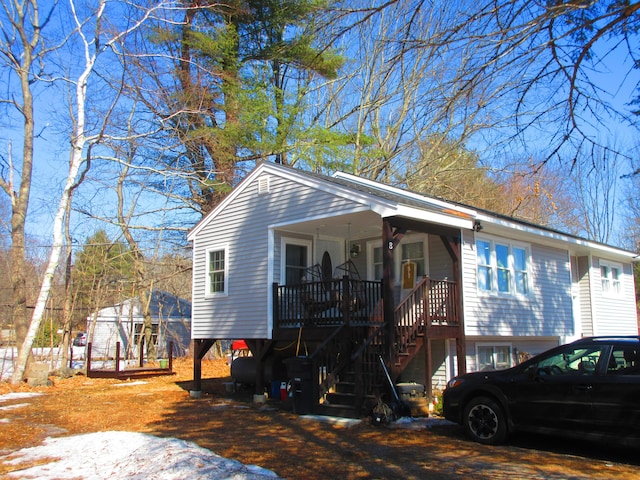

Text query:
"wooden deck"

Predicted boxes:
[[87, 366, 175, 379], [86, 341, 175, 379]]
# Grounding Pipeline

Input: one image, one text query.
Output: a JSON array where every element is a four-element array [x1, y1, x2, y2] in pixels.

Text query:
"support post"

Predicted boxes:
[[425, 338, 433, 403], [192, 339, 216, 396], [139, 337, 144, 368], [115, 342, 121, 373], [86, 342, 92, 374], [382, 219, 396, 361]]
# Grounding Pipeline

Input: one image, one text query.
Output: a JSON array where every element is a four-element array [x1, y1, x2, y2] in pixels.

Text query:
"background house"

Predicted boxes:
[[88, 290, 191, 361], [187, 162, 638, 416]]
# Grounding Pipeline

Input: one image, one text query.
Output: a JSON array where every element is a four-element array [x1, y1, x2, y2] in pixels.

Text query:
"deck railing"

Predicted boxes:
[[273, 277, 383, 329], [275, 276, 459, 415], [394, 276, 459, 358]]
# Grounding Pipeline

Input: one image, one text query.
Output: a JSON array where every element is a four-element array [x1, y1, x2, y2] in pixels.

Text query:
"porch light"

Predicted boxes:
[[350, 243, 361, 258]]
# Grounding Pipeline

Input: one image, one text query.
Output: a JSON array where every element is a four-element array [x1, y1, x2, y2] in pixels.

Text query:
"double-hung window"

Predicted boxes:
[[206, 246, 228, 295], [600, 261, 622, 297], [476, 237, 530, 295], [476, 240, 492, 291], [477, 344, 512, 371]]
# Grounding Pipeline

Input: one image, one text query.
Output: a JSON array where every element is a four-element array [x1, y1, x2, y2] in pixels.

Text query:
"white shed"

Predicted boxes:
[[88, 290, 191, 360]]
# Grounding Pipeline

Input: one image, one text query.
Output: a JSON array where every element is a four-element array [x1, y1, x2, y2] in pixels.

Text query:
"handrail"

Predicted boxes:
[[274, 275, 458, 415], [308, 324, 352, 404], [392, 276, 459, 367], [393, 277, 429, 359]]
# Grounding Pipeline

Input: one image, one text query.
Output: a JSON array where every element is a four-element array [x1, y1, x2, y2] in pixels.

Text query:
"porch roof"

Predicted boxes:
[[188, 162, 638, 261]]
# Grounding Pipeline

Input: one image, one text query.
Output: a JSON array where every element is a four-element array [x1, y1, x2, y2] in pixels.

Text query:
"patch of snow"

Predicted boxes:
[[0, 403, 31, 411], [3, 431, 281, 479], [299, 414, 362, 428], [112, 381, 148, 387], [388, 416, 455, 430], [0, 393, 43, 403]]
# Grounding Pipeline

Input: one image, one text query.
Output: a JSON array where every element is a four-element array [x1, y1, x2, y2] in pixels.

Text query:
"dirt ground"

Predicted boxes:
[[1, 358, 638, 479]]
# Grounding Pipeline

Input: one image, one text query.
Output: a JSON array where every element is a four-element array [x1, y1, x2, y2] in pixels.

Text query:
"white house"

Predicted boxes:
[[88, 290, 191, 361], [187, 162, 638, 416]]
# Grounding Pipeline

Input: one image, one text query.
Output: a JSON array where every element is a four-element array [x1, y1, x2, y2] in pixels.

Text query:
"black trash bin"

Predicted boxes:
[[284, 356, 314, 414]]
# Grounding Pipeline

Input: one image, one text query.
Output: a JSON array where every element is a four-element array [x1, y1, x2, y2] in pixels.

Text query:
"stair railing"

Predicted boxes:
[[394, 276, 430, 359], [308, 324, 352, 407]]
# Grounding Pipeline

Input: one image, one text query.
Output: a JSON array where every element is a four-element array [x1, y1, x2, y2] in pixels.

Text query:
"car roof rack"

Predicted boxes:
[[575, 336, 640, 343]]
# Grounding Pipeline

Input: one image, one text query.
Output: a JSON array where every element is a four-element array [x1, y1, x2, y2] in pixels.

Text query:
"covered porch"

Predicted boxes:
[[267, 213, 467, 408]]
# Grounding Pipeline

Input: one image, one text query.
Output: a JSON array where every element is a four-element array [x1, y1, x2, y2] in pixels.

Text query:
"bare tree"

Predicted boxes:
[[2, 0, 173, 383], [0, 0, 45, 375], [568, 144, 625, 245], [392, 0, 639, 164]]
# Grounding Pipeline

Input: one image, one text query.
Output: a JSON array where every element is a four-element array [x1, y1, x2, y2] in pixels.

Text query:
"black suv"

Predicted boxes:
[[443, 336, 640, 447]]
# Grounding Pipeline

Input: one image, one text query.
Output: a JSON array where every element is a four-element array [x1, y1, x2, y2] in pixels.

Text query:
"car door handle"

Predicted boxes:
[[574, 384, 593, 391]]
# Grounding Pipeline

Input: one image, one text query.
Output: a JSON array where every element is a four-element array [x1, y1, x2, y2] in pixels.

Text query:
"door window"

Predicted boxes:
[[607, 346, 640, 375], [282, 238, 311, 286]]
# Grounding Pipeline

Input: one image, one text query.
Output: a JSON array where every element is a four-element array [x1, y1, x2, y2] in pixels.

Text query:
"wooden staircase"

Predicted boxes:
[[303, 276, 460, 418]]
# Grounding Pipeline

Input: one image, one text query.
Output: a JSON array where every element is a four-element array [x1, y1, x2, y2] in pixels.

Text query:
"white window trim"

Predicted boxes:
[[475, 342, 513, 371], [280, 237, 312, 284], [599, 260, 624, 298], [475, 235, 531, 297], [205, 245, 229, 297]]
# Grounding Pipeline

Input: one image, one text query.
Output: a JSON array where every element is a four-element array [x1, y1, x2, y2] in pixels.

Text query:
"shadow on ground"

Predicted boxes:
[[152, 378, 639, 480]]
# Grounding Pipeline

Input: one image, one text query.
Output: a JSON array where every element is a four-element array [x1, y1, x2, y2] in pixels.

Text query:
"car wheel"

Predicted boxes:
[[463, 396, 508, 445]]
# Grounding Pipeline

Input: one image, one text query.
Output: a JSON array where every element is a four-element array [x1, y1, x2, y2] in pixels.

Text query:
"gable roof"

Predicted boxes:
[[93, 290, 191, 320], [187, 162, 638, 261]]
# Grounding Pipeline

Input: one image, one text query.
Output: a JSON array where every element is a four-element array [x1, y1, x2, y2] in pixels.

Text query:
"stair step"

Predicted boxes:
[[326, 391, 356, 405], [333, 381, 355, 394], [315, 403, 360, 419]]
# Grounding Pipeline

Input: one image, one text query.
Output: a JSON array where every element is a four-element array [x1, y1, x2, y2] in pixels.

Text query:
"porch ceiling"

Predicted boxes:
[[278, 210, 382, 240]]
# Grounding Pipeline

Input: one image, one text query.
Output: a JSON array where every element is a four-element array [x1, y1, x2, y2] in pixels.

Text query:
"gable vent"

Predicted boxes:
[[258, 175, 271, 194]]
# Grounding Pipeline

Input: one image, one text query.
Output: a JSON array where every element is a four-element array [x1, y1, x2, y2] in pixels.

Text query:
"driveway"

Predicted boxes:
[[0, 358, 638, 479]]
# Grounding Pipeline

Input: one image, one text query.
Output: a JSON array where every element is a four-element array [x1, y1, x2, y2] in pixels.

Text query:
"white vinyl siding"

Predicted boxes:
[[576, 256, 594, 337], [591, 258, 638, 336], [463, 230, 574, 338], [191, 172, 371, 340]]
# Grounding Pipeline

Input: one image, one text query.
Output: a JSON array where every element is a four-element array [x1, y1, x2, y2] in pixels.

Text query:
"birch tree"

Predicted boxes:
[[2, 0, 173, 384]]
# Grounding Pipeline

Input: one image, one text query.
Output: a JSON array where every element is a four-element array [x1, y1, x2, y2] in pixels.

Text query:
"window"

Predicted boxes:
[[475, 237, 530, 295], [281, 238, 311, 286], [368, 237, 428, 284], [402, 241, 425, 278], [607, 346, 640, 375], [513, 247, 529, 294], [477, 344, 512, 371], [496, 243, 510, 292], [206, 247, 227, 295], [600, 262, 622, 296], [531, 345, 605, 376], [133, 323, 158, 346], [476, 240, 492, 291], [372, 246, 383, 280]]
